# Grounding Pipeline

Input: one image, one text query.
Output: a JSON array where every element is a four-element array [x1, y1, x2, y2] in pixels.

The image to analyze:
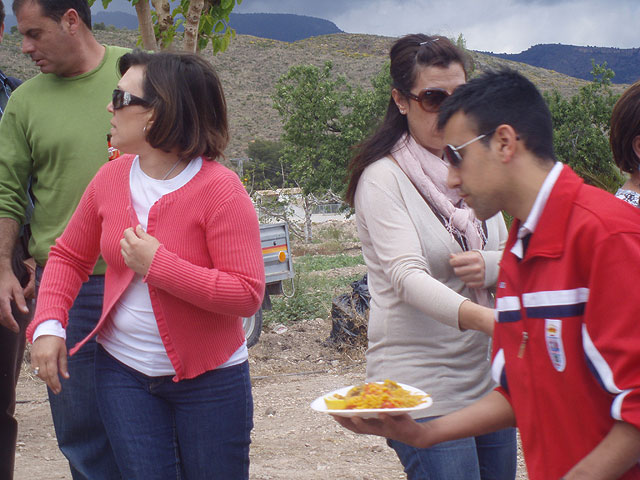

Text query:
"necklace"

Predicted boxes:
[[161, 159, 182, 180]]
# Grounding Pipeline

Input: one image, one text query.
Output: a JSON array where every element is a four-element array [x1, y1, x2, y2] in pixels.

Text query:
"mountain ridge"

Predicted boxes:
[[483, 43, 640, 84], [6, 11, 636, 84], [5, 11, 343, 42], [0, 30, 628, 159]]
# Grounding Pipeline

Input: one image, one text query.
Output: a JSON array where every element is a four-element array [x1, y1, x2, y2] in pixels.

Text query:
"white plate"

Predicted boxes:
[[310, 382, 433, 418]]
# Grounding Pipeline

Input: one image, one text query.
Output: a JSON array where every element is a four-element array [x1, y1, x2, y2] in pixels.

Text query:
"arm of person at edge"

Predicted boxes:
[[0, 217, 28, 332], [29, 179, 103, 395], [0, 92, 38, 330], [29, 225, 151, 396], [333, 390, 515, 448], [356, 174, 493, 335], [561, 421, 640, 480]]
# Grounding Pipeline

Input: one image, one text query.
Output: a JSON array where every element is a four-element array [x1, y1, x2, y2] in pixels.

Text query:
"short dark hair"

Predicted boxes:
[[438, 68, 556, 162], [345, 34, 471, 205], [12, 0, 92, 29], [118, 50, 229, 161], [610, 81, 640, 174], [0, 1, 5, 26]]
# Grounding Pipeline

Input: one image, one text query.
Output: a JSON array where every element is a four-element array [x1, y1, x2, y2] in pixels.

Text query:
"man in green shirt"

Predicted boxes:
[[0, 1, 126, 477]]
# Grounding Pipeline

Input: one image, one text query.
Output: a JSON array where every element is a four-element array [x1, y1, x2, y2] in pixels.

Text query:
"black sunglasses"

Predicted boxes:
[[112, 89, 150, 110], [401, 87, 450, 113], [443, 130, 496, 168]]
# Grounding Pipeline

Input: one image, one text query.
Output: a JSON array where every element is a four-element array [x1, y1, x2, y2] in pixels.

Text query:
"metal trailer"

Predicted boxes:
[[242, 222, 295, 347]]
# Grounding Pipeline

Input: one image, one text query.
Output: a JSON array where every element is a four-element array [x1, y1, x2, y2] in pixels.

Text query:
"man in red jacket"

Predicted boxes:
[[335, 69, 640, 480]]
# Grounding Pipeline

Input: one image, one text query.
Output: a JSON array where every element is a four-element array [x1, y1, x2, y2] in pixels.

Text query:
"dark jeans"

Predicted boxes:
[[0, 301, 33, 480], [36, 269, 120, 480], [95, 345, 253, 480], [388, 417, 517, 480]]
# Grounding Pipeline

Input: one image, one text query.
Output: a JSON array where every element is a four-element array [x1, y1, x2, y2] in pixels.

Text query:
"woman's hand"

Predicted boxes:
[[449, 251, 486, 288], [31, 335, 68, 394], [120, 225, 160, 275]]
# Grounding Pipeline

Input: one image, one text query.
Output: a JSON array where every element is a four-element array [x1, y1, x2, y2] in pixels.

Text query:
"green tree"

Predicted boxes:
[[544, 62, 622, 191], [245, 139, 287, 191], [272, 61, 390, 241], [89, 0, 241, 53], [339, 61, 392, 158], [453, 33, 475, 76], [273, 61, 352, 196]]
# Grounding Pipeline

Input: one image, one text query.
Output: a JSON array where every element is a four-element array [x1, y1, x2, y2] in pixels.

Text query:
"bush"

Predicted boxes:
[[263, 253, 365, 327]]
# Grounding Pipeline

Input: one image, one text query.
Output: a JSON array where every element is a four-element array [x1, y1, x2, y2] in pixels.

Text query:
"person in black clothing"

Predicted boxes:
[[0, 2, 31, 479], [0, 5, 20, 116]]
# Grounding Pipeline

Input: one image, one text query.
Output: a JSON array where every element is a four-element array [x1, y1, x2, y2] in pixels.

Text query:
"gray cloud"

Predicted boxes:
[[93, 0, 639, 54]]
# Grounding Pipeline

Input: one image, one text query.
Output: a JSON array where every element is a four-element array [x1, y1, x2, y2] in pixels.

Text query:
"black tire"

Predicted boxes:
[[242, 308, 263, 348]]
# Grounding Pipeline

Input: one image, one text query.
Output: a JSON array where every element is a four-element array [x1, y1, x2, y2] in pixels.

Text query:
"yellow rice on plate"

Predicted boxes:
[[324, 380, 427, 410]]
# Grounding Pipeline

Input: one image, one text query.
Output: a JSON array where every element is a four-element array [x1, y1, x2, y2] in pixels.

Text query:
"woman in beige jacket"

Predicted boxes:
[[344, 34, 516, 480]]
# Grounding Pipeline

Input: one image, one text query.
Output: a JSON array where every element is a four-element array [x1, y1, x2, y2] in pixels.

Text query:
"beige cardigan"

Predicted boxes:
[[355, 157, 508, 417]]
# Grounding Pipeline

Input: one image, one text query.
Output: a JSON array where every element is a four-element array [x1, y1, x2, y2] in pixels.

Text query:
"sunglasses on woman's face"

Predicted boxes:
[[112, 89, 149, 110], [442, 130, 496, 168], [402, 87, 450, 113]]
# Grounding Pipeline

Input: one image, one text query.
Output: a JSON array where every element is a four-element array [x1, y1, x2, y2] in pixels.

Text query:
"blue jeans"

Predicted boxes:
[[388, 417, 517, 480], [95, 345, 253, 480], [36, 269, 120, 480]]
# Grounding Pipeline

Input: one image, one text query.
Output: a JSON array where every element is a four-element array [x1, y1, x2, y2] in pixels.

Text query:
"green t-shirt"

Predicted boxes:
[[0, 45, 130, 273]]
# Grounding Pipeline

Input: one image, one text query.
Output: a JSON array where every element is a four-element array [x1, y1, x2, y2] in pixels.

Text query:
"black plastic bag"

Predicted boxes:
[[327, 274, 370, 347]]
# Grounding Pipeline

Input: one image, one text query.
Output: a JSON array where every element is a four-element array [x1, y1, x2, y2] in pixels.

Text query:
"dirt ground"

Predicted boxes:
[[14, 315, 528, 479]]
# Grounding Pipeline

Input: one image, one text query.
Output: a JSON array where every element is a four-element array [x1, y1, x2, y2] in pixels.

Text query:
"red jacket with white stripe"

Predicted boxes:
[[493, 166, 640, 479]]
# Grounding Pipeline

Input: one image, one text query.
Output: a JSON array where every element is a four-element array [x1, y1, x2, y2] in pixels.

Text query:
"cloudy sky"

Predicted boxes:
[[94, 0, 638, 54]]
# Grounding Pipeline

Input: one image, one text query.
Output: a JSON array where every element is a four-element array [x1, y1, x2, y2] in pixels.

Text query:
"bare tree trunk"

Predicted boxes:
[[280, 161, 286, 189], [151, 0, 172, 48], [303, 195, 313, 243], [203, 0, 215, 13], [183, 0, 205, 53], [135, 0, 158, 51]]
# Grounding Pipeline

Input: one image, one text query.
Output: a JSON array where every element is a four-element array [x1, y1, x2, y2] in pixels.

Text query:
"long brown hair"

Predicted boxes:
[[344, 34, 470, 206]]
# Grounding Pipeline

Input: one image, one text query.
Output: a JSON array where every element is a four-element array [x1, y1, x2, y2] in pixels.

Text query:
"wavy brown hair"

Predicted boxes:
[[118, 50, 229, 162]]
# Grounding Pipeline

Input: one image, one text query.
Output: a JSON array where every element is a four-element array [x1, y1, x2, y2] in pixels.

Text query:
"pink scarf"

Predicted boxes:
[[392, 133, 486, 250]]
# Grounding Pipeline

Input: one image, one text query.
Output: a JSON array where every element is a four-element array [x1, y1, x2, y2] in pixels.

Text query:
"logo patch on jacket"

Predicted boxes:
[[545, 319, 566, 372]]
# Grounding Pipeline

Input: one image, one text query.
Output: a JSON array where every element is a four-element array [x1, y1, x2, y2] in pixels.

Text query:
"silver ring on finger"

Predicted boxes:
[[32, 366, 40, 375]]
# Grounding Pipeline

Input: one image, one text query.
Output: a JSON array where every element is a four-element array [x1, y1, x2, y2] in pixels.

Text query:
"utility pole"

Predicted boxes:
[[230, 157, 250, 178]]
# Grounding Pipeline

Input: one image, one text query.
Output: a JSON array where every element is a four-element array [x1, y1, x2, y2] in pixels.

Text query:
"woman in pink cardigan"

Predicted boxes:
[[28, 51, 265, 479]]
